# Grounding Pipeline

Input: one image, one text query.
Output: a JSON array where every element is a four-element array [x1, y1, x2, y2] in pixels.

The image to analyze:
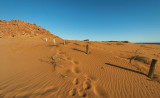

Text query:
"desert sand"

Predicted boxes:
[[0, 20, 160, 98]]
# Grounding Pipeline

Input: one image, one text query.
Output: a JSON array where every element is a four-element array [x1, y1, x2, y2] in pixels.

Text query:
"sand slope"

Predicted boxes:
[[0, 38, 160, 98]]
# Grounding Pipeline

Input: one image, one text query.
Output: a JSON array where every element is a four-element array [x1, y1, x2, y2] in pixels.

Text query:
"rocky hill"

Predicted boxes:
[[0, 20, 61, 39]]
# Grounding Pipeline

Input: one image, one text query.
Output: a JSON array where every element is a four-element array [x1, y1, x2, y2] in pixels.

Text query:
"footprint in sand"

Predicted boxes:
[[77, 88, 87, 97], [70, 76, 92, 97], [66, 57, 79, 64], [73, 61, 79, 64], [70, 75, 100, 97], [67, 57, 72, 60], [69, 88, 76, 96], [71, 66, 81, 74], [93, 86, 108, 98], [73, 78, 79, 85], [83, 79, 92, 90]]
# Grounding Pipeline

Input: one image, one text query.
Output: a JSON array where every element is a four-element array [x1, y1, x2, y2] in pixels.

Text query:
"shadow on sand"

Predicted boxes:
[[72, 48, 87, 54], [105, 63, 146, 76]]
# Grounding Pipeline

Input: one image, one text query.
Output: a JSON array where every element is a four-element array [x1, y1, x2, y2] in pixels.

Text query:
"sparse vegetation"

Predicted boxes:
[[116, 42, 124, 45], [129, 49, 139, 64], [134, 55, 151, 64], [132, 62, 147, 73], [140, 44, 153, 49], [153, 74, 160, 83], [0, 34, 3, 38], [50, 55, 66, 71], [51, 55, 58, 71], [60, 74, 68, 78], [129, 50, 160, 83], [106, 42, 112, 45], [129, 49, 151, 65]]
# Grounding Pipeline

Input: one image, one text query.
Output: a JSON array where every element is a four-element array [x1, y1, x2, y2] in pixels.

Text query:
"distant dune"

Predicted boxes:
[[0, 20, 160, 98]]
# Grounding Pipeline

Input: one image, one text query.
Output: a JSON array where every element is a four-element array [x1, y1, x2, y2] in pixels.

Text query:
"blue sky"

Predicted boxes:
[[0, 0, 160, 42]]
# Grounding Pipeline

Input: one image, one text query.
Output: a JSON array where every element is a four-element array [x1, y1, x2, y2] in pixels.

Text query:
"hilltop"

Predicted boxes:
[[0, 20, 61, 40]]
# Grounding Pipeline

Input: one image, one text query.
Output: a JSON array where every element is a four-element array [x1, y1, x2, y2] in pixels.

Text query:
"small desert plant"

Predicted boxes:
[[134, 55, 151, 64], [50, 55, 66, 71], [129, 49, 139, 64], [116, 42, 124, 45], [106, 42, 112, 45], [51, 56, 58, 71], [129, 49, 151, 64], [60, 74, 68, 78], [0, 34, 3, 38], [132, 62, 147, 74], [140, 44, 152, 49], [153, 74, 160, 83], [2, 30, 6, 33]]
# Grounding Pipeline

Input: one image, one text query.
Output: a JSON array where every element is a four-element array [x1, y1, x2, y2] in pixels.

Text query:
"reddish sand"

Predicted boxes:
[[0, 20, 160, 98]]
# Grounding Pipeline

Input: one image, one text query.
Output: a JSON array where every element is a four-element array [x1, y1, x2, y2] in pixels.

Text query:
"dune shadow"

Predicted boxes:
[[72, 48, 86, 54], [105, 63, 146, 76]]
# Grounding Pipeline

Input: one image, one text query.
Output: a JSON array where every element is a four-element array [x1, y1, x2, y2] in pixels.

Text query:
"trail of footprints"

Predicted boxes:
[[69, 77, 91, 97], [57, 50, 93, 97], [57, 49, 81, 74], [0, 49, 106, 97], [57, 50, 107, 97], [57, 50, 91, 97], [69, 75, 108, 98]]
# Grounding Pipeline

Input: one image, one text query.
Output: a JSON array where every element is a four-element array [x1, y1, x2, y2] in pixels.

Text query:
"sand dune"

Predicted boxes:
[[0, 37, 160, 98]]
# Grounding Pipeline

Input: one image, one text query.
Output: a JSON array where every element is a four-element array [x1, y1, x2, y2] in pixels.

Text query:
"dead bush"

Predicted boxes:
[[134, 55, 151, 64], [0, 34, 3, 38], [116, 42, 124, 45]]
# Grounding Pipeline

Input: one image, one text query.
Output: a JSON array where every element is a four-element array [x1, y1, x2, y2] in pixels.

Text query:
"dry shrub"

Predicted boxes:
[[0, 34, 3, 38], [153, 74, 160, 83], [134, 55, 151, 64], [140, 44, 153, 49], [116, 42, 124, 45], [106, 42, 112, 45], [131, 62, 147, 75]]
